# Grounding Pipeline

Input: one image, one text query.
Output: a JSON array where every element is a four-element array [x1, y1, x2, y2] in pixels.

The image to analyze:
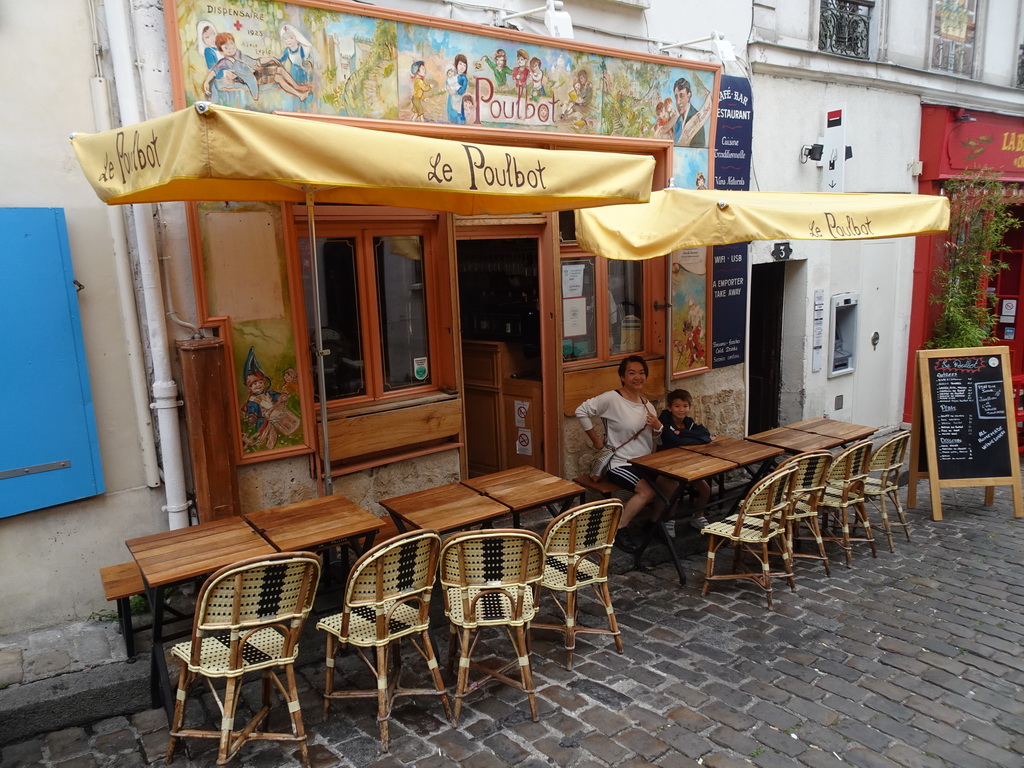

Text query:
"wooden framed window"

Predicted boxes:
[[300, 222, 443, 406]]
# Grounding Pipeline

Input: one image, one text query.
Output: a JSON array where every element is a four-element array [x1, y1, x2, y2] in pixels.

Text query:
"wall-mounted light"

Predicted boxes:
[[801, 144, 824, 163], [954, 108, 977, 123], [658, 30, 736, 62], [800, 144, 853, 164], [499, 0, 574, 38]]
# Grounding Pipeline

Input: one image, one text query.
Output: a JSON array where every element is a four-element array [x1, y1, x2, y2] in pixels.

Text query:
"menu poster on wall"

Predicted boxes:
[[710, 242, 747, 368], [908, 346, 1023, 521], [713, 75, 753, 191]]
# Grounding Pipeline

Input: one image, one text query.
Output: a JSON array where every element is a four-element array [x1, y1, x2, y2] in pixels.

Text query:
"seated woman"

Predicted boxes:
[[575, 355, 663, 552]]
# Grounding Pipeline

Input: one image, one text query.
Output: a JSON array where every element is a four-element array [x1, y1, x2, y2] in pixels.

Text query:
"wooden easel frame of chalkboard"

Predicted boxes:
[[908, 346, 1023, 521]]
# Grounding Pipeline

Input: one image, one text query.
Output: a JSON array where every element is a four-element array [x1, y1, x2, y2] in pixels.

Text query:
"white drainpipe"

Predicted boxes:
[[104, 0, 190, 529]]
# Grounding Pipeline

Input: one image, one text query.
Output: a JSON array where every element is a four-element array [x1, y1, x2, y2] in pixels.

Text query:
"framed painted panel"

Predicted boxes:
[[670, 247, 710, 377]]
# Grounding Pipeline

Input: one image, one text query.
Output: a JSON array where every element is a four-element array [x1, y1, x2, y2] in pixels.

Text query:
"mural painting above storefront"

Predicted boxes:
[[172, 0, 715, 187]]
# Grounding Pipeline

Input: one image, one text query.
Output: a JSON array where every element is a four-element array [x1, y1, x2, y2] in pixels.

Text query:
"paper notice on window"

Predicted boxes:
[[516, 429, 533, 456], [563, 296, 587, 337], [562, 263, 586, 298]]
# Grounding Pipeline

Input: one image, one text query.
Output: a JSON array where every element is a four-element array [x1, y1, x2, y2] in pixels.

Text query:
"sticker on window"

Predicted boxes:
[[413, 357, 428, 381]]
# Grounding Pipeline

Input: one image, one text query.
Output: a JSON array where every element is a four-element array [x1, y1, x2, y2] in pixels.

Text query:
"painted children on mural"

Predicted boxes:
[[278, 24, 316, 92], [241, 348, 299, 451], [654, 97, 676, 140], [462, 94, 476, 124], [559, 67, 591, 127], [202, 32, 311, 103], [673, 76, 707, 147], [446, 54, 469, 124], [695, 171, 707, 189], [410, 60, 431, 121], [281, 367, 299, 395], [477, 48, 513, 89], [528, 56, 547, 100], [512, 48, 530, 99], [197, 20, 219, 69]]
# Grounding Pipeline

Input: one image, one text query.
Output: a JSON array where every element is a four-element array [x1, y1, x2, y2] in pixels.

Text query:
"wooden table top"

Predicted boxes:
[[785, 418, 878, 443], [746, 427, 845, 453], [461, 467, 584, 513], [380, 482, 510, 533], [683, 436, 784, 466], [125, 518, 277, 590], [630, 449, 738, 482], [243, 495, 384, 552]]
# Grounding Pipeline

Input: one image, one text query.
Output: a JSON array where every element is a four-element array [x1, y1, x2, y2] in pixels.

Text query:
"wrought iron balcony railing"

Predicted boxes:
[[819, 0, 873, 59]]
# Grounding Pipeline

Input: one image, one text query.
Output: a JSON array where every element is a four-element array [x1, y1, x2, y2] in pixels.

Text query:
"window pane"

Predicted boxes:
[[309, 237, 365, 400], [561, 257, 597, 362], [608, 259, 644, 356], [375, 236, 430, 391]]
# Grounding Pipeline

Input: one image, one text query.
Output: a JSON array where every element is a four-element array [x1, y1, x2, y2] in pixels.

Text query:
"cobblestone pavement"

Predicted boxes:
[[3, 481, 1024, 767]]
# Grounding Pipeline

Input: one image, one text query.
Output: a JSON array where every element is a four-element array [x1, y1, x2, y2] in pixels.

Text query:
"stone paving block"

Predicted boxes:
[[918, 736, 993, 767], [960, 734, 1023, 765], [908, 714, 967, 745], [866, 714, 930, 748], [0, 649, 24, 687], [708, 724, 759, 755], [481, 732, 529, 765], [881, 742, 945, 768], [45, 727, 90, 762], [904, 694, 964, 726], [702, 751, 760, 767], [576, 704, 628, 735], [1, 739, 44, 768], [840, 746, 901, 768]]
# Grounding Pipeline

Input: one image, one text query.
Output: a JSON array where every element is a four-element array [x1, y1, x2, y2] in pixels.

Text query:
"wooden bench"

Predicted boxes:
[[573, 475, 622, 499], [99, 561, 146, 658]]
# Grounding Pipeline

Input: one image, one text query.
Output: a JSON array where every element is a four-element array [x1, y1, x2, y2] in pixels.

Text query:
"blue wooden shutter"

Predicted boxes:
[[0, 208, 104, 517]]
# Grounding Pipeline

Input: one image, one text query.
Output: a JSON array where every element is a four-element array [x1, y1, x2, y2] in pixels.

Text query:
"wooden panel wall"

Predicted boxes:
[[563, 358, 666, 416]]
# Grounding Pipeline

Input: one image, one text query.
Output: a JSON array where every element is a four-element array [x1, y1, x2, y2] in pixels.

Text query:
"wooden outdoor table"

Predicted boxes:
[[380, 483, 511, 534], [125, 518, 278, 724], [746, 427, 845, 453], [629, 450, 739, 584], [785, 417, 878, 444], [684, 436, 784, 468], [462, 466, 585, 521], [243, 495, 384, 555]]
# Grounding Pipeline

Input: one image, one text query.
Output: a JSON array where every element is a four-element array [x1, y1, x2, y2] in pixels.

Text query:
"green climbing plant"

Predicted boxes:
[[927, 169, 1020, 349]]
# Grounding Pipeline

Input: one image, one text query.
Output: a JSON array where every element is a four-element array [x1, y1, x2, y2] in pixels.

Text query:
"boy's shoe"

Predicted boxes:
[[690, 515, 710, 531], [614, 528, 639, 553], [662, 519, 676, 537]]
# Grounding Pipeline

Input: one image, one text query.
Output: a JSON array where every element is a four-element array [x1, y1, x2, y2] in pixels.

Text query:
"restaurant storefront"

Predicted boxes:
[[163, 0, 729, 515], [906, 104, 1024, 424]]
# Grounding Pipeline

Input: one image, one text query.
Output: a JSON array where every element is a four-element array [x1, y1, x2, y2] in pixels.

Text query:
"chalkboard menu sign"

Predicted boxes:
[[927, 353, 1012, 479], [908, 346, 1022, 521]]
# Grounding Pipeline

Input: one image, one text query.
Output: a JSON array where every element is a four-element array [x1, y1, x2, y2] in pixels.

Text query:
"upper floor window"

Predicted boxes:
[[931, 0, 977, 76], [819, 0, 874, 59]]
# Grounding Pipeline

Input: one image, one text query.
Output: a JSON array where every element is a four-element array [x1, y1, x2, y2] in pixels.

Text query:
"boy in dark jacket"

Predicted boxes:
[[659, 389, 712, 531]]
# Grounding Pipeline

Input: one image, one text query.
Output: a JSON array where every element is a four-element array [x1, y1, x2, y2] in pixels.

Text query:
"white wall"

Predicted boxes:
[[0, 0, 165, 632]]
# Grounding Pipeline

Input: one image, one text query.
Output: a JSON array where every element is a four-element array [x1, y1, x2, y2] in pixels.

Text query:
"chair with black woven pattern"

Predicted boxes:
[[863, 431, 912, 552], [439, 529, 545, 724], [776, 450, 833, 576], [700, 463, 798, 610], [165, 551, 321, 768], [317, 529, 449, 753], [532, 499, 623, 668], [819, 439, 877, 566]]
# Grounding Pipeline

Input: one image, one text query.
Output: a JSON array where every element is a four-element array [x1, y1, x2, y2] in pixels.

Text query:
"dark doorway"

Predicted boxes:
[[747, 262, 786, 434]]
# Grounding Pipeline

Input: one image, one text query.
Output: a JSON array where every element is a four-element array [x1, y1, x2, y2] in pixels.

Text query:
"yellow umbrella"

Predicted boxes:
[[575, 188, 950, 260], [71, 101, 654, 213], [71, 101, 654, 495]]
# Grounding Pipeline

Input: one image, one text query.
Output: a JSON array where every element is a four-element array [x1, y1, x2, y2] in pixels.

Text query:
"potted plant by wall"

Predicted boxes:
[[927, 169, 1021, 349]]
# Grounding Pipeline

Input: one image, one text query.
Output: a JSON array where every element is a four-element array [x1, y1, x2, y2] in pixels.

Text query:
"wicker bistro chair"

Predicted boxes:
[[863, 431, 912, 552], [700, 463, 798, 610], [776, 450, 833, 577], [439, 529, 545, 725], [317, 529, 450, 753], [165, 551, 322, 768], [819, 439, 877, 566], [532, 499, 624, 669]]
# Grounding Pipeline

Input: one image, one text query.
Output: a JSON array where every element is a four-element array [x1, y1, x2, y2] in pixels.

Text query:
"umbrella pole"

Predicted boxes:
[[305, 188, 333, 496]]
